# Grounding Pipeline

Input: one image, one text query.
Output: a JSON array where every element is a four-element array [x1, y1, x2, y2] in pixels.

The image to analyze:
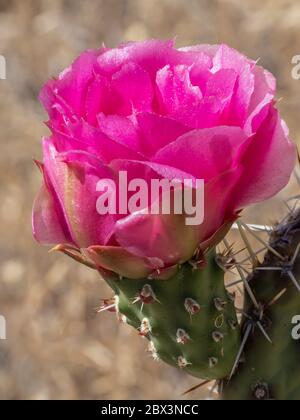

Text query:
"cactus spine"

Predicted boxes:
[[223, 209, 300, 400]]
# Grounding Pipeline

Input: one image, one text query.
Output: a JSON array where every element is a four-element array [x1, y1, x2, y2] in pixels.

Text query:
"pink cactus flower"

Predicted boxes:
[[33, 40, 296, 279]]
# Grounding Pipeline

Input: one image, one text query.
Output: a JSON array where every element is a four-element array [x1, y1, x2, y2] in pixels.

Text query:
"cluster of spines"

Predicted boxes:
[[99, 256, 241, 381], [100, 286, 226, 370]]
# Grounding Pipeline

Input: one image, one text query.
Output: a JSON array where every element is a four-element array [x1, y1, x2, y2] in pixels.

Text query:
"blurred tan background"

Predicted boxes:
[[0, 0, 299, 400]]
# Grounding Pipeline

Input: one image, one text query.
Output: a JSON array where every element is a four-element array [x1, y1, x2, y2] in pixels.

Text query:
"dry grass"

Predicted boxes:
[[0, 0, 299, 400]]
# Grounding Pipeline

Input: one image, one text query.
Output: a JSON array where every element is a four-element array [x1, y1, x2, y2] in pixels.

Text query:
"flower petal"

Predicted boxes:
[[199, 219, 235, 253], [114, 188, 200, 266], [97, 113, 142, 153], [197, 165, 243, 245], [156, 64, 203, 125], [87, 246, 160, 279], [135, 112, 190, 156], [212, 45, 255, 127], [63, 120, 142, 163], [245, 66, 276, 135], [97, 39, 175, 77], [212, 44, 254, 73], [233, 107, 296, 209], [32, 181, 71, 245], [85, 73, 110, 125], [43, 138, 117, 247], [55, 50, 98, 115], [153, 126, 248, 181], [249, 66, 276, 115], [110, 62, 154, 115], [113, 165, 242, 267]]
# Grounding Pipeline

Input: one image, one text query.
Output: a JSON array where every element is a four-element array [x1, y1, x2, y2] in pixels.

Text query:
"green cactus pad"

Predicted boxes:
[[223, 211, 300, 400], [104, 251, 240, 380]]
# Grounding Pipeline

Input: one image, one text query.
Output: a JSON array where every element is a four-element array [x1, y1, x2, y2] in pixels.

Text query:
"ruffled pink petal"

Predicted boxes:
[[185, 69, 238, 129], [97, 113, 142, 153], [110, 158, 205, 266], [109, 159, 198, 224], [97, 39, 175, 78], [197, 166, 243, 244], [199, 219, 235, 253], [211, 45, 255, 128], [245, 98, 273, 136], [110, 159, 198, 187], [156, 64, 203, 125], [63, 121, 142, 163], [114, 40, 213, 72], [175, 49, 213, 69], [179, 44, 219, 59], [206, 69, 237, 97], [153, 126, 248, 181], [110, 62, 154, 116], [212, 44, 254, 73], [156, 63, 240, 129], [248, 66, 276, 115], [87, 246, 161, 279], [172, 49, 213, 95], [189, 58, 213, 94], [40, 80, 78, 130], [135, 112, 190, 157], [55, 50, 98, 115], [32, 181, 71, 245], [232, 107, 296, 209], [114, 189, 200, 266], [113, 163, 242, 266], [84, 74, 110, 125], [204, 69, 237, 118], [245, 66, 276, 135], [43, 138, 117, 248], [228, 63, 255, 127], [40, 50, 101, 127]]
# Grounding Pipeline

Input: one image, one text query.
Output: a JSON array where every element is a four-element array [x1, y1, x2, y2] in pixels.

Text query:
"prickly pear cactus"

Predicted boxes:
[[102, 250, 240, 380], [55, 203, 300, 399], [223, 209, 300, 400]]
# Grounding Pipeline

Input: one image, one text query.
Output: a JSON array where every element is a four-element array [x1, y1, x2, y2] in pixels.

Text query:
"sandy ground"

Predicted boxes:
[[0, 0, 299, 400]]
